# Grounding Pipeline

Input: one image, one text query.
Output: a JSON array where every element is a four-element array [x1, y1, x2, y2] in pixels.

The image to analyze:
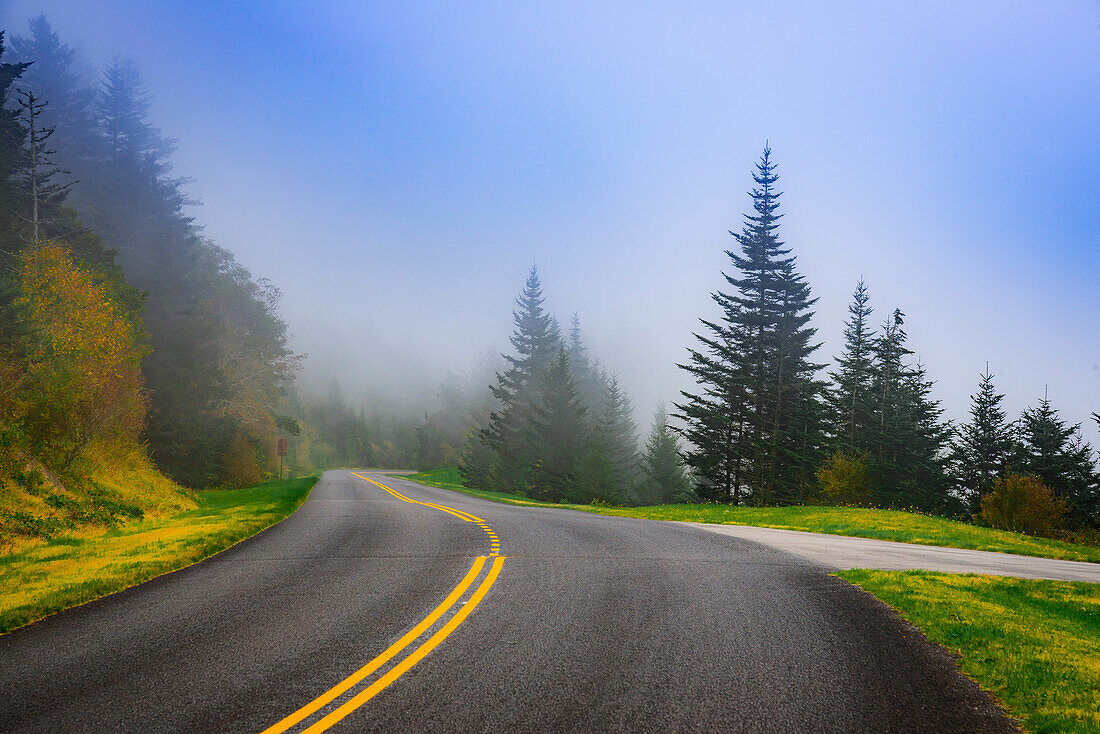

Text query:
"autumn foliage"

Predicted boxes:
[[15, 244, 146, 469]]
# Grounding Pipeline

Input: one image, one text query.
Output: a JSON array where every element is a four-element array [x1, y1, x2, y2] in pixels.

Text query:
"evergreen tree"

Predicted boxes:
[[948, 368, 1015, 512], [11, 15, 98, 191], [897, 360, 954, 512], [578, 375, 640, 503], [0, 32, 30, 266], [1014, 398, 1099, 528], [867, 309, 952, 510], [826, 279, 876, 451], [639, 404, 694, 504], [528, 348, 586, 501], [479, 267, 561, 493], [566, 312, 608, 418], [14, 89, 72, 252], [675, 291, 749, 501], [678, 145, 825, 505], [599, 376, 639, 486]]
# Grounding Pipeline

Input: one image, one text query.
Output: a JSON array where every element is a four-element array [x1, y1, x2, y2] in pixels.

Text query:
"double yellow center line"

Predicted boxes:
[[355, 474, 501, 557], [260, 473, 505, 733]]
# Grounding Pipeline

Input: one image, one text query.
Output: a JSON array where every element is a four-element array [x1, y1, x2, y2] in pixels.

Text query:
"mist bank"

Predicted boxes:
[[2, 14, 1095, 538]]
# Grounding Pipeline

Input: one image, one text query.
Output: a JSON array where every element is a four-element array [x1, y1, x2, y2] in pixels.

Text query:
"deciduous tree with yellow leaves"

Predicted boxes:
[[16, 244, 147, 469]]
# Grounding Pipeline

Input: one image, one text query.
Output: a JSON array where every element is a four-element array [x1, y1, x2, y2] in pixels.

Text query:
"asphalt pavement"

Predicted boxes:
[[686, 522, 1100, 581], [0, 470, 1020, 733]]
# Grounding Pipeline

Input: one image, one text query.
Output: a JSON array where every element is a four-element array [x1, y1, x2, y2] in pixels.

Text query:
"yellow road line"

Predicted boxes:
[[302, 555, 507, 733], [354, 472, 501, 557], [259, 557, 488, 734], [352, 472, 484, 523], [261, 472, 505, 733]]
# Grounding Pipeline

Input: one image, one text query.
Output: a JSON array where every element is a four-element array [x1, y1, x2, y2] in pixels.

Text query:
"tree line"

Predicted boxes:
[[0, 17, 298, 489], [453, 268, 691, 505], [2, 16, 1095, 534], [676, 145, 1099, 530]]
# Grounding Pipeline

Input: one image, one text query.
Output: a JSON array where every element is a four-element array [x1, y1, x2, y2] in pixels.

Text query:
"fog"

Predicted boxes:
[[4, 0, 1098, 442]]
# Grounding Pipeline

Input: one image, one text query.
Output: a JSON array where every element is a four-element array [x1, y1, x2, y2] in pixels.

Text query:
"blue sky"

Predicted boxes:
[[3, 0, 1098, 442]]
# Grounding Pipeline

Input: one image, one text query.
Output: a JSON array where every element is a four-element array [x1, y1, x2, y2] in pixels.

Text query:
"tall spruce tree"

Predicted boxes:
[[479, 267, 561, 493], [948, 368, 1015, 512], [0, 32, 30, 266], [528, 348, 586, 501], [867, 309, 952, 510], [567, 312, 608, 418], [1014, 398, 1099, 528], [578, 375, 640, 503], [14, 90, 72, 252], [640, 404, 694, 504], [678, 145, 824, 505], [827, 279, 876, 451], [675, 291, 749, 501], [11, 15, 98, 192]]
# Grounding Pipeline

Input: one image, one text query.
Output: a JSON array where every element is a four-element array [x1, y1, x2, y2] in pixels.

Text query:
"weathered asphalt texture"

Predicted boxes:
[[0, 470, 1017, 733]]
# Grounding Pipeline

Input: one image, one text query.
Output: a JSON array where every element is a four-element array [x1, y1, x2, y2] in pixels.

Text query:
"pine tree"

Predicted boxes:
[[566, 312, 608, 418], [678, 144, 825, 505], [528, 348, 586, 501], [11, 15, 98, 191], [1015, 398, 1099, 528], [479, 267, 562, 493], [897, 360, 954, 512], [578, 375, 640, 503], [0, 32, 30, 265], [14, 90, 72, 253], [867, 309, 952, 511], [826, 279, 876, 451], [640, 405, 694, 504], [948, 368, 1015, 512], [675, 291, 749, 501]]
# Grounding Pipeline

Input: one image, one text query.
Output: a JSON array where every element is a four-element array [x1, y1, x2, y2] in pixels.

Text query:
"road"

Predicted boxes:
[[1, 470, 1016, 733], [687, 522, 1100, 581]]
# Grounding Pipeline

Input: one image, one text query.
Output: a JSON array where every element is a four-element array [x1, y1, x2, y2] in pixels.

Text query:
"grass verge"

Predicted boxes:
[[838, 570, 1100, 733], [403, 468, 1100, 564], [0, 475, 318, 634]]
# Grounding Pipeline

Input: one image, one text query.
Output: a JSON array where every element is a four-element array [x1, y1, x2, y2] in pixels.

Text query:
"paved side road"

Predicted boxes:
[[684, 522, 1100, 581]]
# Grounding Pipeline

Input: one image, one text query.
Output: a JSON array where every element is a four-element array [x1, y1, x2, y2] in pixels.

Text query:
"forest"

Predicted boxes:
[[0, 15, 1097, 548]]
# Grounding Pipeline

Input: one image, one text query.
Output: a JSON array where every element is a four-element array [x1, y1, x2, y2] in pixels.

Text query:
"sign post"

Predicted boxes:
[[277, 437, 288, 480]]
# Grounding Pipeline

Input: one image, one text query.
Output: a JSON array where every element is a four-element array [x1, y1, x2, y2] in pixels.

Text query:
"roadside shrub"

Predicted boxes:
[[817, 450, 873, 506], [0, 357, 27, 480], [979, 472, 1067, 537], [224, 432, 263, 487]]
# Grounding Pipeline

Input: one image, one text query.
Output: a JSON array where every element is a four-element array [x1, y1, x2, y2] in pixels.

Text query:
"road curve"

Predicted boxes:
[[0, 470, 1015, 733]]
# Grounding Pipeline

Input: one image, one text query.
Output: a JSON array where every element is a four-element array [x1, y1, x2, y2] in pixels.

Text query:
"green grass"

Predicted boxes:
[[838, 570, 1100, 733], [403, 468, 1100, 563], [0, 475, 318, 634]]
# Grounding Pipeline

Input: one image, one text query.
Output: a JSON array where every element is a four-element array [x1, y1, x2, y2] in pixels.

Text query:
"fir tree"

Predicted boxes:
[[528, 348, 586, 501], [640, 404, 694, 504], [480, 267, 561, 493], [867, 309, 952, 511], [1014, 398, 1099, 528], [11, 15, 98, 190], [0, 32, 30, 264], [14, 89, 72, 252], [675, 291, 749, 501], [678, 144, 825, 505], [566, 312, 608, 418], [948, 368, 1015, 512], [826, 279, 876, 451], [578, 375, 640, 503]]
